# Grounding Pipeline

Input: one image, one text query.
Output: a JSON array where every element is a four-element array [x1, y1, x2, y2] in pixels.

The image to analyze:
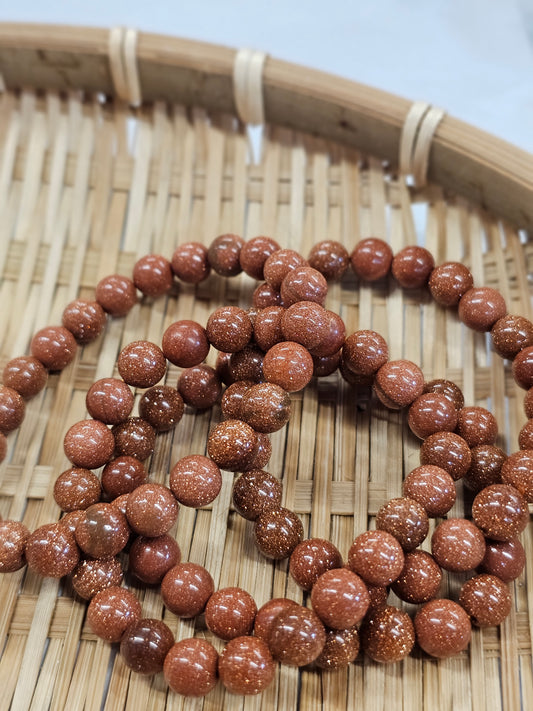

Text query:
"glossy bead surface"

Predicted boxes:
[[248, 433, 272, 471], [239, 235, 280, 279], [207, 233, 244, 276], [513, 345, 533, 389], [164, 638, 219, 697], [138, 385, 184, 431], [161, 562, 214, 617], [472, 484, 529, 541], [263, 248, 307, 289], [85, 378, 134, 425], [280, 265, 328, 306], [374, 360, 424, 409], [53, 467, 101, 512], [479, 538, 526, 582], [95, 274, 137, 316], [518, 420, 533, 449], [458, 287, 507, 332], [402, 465, 456, 517], [253, 306, 285, 352], [252, 282, 282, 308], [62, 299, 106, 344], [221, 380, 254, 419], [171, 242, 210, 283], [491, 314, 533, 359], [262, 341, 314, 392], [31, 326, 77, 370], [315, 627, 360, 669], [431, 518, 486, 572], [456, 406, 497, 447], [428, 262, 474, 306], [206, 306, 252, 352], [423, 378, 464, 410], [178, 365, 222, 409], [524, 388, 533, 418], [132, 254, 173, 297], [128, 533, 180, 584], [232, 469, 283, 520], [117, 340, 166, 388], [414, 599, 471, 658], [375, 497, 429, 551], [169, 454, 222, 507], [120, 618, 174, 675], [74, 503, 129, 558], [228, 345, 264, 382], [239, 383, 291, 433], [313, 351, 342, 377], [126, 483, 179, 537], [459, 574, 512, 627], [391, 550, 442, 604], [25, 523, 79, 577], [310, 310, 346, 357], [254, 598, 298, 643], [342, 329, 389, 376], [3, 356, 48, 398], [64, 419, 115, 469], [207, 419, 258, 472], [268, 605, 326, 666], [254, 506, 303, 559], [87, 586, 142, 642], [162, 320, 210, 368], [112, 417, 156, 460], [311, 568, 370, 628], [204, 587, 257, 640], [219, 636, 275, 695], [281, 301, 327, 349], [0, 520, 30, 572], [71, 557, 123, 599], [408, 393, 458, 439], [391, 245, 434, 289], [308, 239, 350, 280], [419, 431, 472, 481], [501, 449, 533, 502], [360, 605, 415, 663], [101, 456, 147, 498], [0, 387, 25, 433], [350, 237, 393, 281], [289, 538, 343, 591], [348, 530, 404, 586]]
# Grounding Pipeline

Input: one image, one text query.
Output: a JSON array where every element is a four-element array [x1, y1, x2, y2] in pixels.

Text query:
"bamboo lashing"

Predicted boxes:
[[399, 101, 446, 187], [233, 49, 268, 125]]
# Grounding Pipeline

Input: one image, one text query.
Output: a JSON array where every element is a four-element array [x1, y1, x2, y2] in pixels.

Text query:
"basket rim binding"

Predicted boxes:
[[0, 22, 531, 231]]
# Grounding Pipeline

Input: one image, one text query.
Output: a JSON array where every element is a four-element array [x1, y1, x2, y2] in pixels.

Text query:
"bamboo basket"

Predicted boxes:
[[0, 23, 532, 711]]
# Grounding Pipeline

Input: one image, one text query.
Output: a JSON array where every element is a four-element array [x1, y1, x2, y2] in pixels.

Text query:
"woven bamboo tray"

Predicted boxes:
[[0, 23, 532, 711]]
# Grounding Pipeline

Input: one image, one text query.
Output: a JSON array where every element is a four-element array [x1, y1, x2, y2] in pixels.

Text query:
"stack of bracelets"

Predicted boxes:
[[1, 233, 533, 697]]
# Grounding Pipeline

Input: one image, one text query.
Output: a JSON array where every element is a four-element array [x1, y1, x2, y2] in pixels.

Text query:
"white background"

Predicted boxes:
[[1, 0, 532, 153]]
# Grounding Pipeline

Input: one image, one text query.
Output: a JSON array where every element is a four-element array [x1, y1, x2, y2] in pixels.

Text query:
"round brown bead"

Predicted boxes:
[[350, 237, 393, 282], [391, 550, 442, 604], [3, 356, 48, 398], [0, 387, 25, 433], [126, 483, 179, 537], [59, 509, 86, 534], [391, 245, 434, 289], [501, 450, 533, 502], [62, 299, 106, 344], [428, 262, 474, 306], [281, 301, 328, 350], [253, 306, 284, 352], [239, 382, 291, 434], [64, 419, 115, 469], [423, 378, 464, 410], [311, 568, 370, 629], [95, 274, 137, 316], [206, 306, 252, 353], [164, 638, 219, 697], [128, 533, 181, 585], [117, 340, 166, 388], [74, 503, 129, 558], [239, 235, 281, 280], [268, 605, 326, 666], [85, 378, 134, 425], [315, 627, 360, 669], [263, 249, 307, 290], [207, 233, 244, 277], [0, 520, 30, 572], [458, 287, 507, 332], [472, 484, 529, 541], [375, 497, 429, 551], [87, 586, 142, 642], [463, 444, 506, 493], [419, 431, 472, 481], [308, 240, 350, 280], [227, 345, 263, 383], [348, 530, 405, 586], [132, 254, 173, 298], [71, 557, 123, 599], [171, 242, 210, 283], [111, 417, 156, 461], [178, 365, 222, 409], [30, 326, 77, 370], [207, 419, 259, 472], [415, 599, 471, 658], [280, 265, 328, 306], [403, 465, 456, 517], [408, 393, 458, 439], [138, 385, 184, 431], [491, 314, 533, 359], [249, 432, 272, 471], [53, 467, 101, 512], [120, 618, 174, 675], [479, 538, 526, 582], [313, 351, 342, 377], [232, 469, 283, 520], [204, 587, 257, 641], [109, 494, 129, 517], [169, 454, 222, 508], [101, 456, 147, 498], [310, 310, 346, 358], [254, 598, 298, 643], [25, 523, 79, 578], [254, 506, 303, 559], [524, 388, 533, 418], [374, 359, 425, 409], [459, 574, 512, 627], [161, 320, 210, 368], [262, 341, 314, 392], [456, 406, 498, 447], [221, 380, 253, 420], [512, 345, 533, 389], [519, 420, 533, 450], [252, 282, 282, 308], [431, 518, 486, 572], [161, 562, 214, 617], [342, 329, 389, 376], [219, 636, 275, 696], [360, 605, 415, 663], [289, 538, 343, 591]]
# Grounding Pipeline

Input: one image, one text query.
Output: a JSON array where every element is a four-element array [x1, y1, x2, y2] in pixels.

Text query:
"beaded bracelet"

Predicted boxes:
[[0, 234, 532, 697]]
